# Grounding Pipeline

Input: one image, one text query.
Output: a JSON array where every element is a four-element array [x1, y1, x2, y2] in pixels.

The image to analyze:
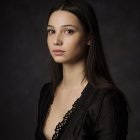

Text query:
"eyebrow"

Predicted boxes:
[[47, 24, 77, 28]]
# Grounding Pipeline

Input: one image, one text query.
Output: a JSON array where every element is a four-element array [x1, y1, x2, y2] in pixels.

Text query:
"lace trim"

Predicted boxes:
[[52, 97, 80, 140], [43, 82, 89, 140]]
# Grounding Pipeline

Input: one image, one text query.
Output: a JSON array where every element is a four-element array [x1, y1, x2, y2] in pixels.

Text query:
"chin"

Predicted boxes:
[[53, 58, 65, 63], [52, 56, 76, 64]]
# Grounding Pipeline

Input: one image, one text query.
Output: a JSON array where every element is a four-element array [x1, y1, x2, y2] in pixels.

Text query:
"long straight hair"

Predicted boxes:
[[47, 0, 115, 92]]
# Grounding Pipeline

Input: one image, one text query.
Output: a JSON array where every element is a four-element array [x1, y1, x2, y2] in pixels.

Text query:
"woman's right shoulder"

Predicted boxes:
[[37, 82, 53, 117], [38, 82, 53, 107], [40, 82, 53, 98], [40, 82, 52, 92]]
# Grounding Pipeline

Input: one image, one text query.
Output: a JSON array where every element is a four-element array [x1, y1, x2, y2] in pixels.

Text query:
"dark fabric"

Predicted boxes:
[[35, 82, 128, 140]]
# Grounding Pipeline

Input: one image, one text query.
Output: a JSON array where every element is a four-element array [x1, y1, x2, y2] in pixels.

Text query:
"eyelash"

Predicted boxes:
[[47, 29, 55, 35], [65, 29, 74, 34], [47, 29, 75, 35]]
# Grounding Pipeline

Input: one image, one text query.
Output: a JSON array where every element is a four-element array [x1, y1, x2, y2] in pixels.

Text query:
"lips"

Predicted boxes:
[[52, 49, 65, 52], [52, 49, 65, 56]]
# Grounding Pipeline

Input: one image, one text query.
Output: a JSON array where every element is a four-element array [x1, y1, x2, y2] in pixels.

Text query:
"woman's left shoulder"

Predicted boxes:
[[101, 86, 128, 107], [87, 84, 129, 120], [89, 84, 128, 107], [84, 86, 129, 138], [85, 85, 129, 131]]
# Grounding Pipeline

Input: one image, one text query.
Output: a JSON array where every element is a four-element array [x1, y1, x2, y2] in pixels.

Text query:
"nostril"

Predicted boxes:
[[53, 40, 63, 45]]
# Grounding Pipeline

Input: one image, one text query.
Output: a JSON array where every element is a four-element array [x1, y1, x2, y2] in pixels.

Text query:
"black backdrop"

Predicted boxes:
[[1, 0, 140, 139]]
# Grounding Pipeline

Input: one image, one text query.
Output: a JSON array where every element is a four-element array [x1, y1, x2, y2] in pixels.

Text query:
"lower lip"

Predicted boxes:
[[53, 51, 65, 56]]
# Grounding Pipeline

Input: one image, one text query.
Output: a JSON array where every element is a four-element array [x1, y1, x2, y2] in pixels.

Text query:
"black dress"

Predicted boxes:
[[35, 82, 128, 140]]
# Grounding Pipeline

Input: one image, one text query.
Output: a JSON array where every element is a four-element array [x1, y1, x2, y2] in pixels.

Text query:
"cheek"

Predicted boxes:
[[66, 36, 86, 53], [47, 37, 50, 46], [47, 38, 54, 57], [47, 37, 52, 50]]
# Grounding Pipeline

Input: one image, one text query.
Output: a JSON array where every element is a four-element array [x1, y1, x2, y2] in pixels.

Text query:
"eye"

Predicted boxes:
[[65, 29, 74, 34], [47, 29, 55, 35]]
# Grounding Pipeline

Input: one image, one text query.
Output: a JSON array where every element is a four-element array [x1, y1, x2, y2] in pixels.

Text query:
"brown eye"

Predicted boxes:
[[47, 29, 55, 35], [65, 29, 74, 34]]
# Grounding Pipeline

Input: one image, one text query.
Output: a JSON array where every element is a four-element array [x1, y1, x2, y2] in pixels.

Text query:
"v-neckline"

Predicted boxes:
[[42, 82, 90, 140]]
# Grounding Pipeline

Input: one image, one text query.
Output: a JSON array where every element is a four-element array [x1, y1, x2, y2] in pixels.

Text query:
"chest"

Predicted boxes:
[[43, 91, 83, 140]]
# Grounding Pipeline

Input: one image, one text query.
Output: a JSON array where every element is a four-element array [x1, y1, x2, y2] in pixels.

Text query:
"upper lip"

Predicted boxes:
[[52, 49, 65, 52]]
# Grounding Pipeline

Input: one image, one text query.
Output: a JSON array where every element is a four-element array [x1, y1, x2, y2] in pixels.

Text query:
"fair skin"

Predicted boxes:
[[43, 10, 90, 140]]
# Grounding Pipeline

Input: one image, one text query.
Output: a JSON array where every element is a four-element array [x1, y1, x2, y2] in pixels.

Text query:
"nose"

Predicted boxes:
[[53, 33, 63, 46]]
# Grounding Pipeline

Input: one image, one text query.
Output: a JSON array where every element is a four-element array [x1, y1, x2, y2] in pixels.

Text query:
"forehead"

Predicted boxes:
[[48, 10, 82, 28]]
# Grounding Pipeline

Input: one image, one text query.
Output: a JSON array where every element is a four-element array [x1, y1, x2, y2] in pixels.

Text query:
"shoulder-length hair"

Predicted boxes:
[[47, 0, 115, 92]]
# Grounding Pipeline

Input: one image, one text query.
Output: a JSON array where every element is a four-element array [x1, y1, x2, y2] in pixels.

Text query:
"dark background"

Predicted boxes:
[[1, 0, 140, 139]]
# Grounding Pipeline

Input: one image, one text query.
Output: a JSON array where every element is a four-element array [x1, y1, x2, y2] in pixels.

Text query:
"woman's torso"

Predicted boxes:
[[35, 82, 128, 140], [43, 82, 89, 140]]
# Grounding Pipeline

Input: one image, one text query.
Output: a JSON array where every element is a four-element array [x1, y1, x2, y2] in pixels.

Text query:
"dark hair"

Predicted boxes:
[[47, 0, 115, 91], [47, 0, 131, 116]]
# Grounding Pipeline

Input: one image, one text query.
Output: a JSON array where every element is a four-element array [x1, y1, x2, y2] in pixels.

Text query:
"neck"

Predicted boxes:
[[61, 60, 88, 89]]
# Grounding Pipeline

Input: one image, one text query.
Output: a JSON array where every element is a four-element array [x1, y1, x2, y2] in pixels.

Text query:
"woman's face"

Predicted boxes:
[[47, 10, 89, 64]]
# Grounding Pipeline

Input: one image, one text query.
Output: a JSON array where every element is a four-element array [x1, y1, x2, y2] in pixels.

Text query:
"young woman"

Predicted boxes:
[[36, 0, 130, 139]]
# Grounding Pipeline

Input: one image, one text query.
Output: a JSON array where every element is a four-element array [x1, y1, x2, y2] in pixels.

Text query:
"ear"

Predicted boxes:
[[86, 34, 92, 46], [87, 40, 91, 46]]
